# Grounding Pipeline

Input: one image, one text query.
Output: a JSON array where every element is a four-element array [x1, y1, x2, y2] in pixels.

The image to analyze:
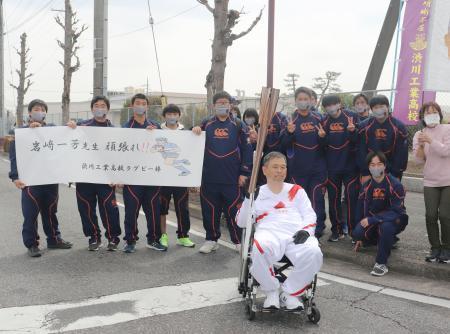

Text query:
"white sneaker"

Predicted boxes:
[[199, 240, 219, 254], [263, 290, 280, 309], [280, 291, 303, 311]]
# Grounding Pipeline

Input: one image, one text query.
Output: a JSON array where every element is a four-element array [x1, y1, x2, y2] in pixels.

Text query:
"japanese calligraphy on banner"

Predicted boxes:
[[424, 0, 450, 91], [393, 0, 436, 125], [15, 127, 206, 187]]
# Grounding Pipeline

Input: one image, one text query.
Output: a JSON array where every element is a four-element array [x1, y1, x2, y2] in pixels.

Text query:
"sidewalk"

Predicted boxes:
[[187, 191, 450, 282]]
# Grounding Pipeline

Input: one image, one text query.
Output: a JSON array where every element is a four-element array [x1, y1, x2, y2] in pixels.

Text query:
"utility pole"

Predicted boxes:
[[93, 0, 108, 97], [0, 0, 5, 136], [267, 0, 275, 88]]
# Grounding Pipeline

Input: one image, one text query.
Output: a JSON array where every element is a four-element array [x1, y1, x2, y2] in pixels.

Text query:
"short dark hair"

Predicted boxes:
[[369, 95, 390, 109], [294, 87, 312, 100], [263, 151, 287, 166], [162, 104, 181, 116], [28, 99, 48, 113], [419, 101, 443, 126], [213, 91, 232, 104], [231, 106, 241, 118], [322, 95, 341, 108], [310, 89, 318, 101], [243, 108, 259, 125], [90, 96, 110, 110], [131, 93, 149, 105], [353, 93, 369, 106], [366, 151, 387, 167]]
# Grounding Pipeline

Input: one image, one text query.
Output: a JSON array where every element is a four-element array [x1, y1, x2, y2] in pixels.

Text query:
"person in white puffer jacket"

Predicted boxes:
[[237, 151, 323, 311]]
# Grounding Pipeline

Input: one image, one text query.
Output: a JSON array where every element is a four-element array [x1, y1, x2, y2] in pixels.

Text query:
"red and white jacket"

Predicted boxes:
[[237, 183, 317, 236]]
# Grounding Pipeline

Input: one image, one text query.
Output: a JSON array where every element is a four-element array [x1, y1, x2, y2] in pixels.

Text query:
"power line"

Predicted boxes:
[[4, 0, 54, 35], [147, 0, 163, 95]]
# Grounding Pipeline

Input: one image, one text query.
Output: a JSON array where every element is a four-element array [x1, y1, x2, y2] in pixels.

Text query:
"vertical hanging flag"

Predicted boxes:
[[424, 0, 450, 91], [393, 0, 436, 125]]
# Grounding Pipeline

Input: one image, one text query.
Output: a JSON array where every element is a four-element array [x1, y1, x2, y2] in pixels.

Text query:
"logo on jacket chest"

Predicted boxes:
[[329, 122, 345, 133], [213, 128, 229, 139], [300, 122, 315, 133], [372, 188, 385, 200], [374, 128, 388, 140]]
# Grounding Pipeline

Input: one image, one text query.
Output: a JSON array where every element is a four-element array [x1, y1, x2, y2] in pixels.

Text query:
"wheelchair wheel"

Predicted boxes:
[[246, 301, 256, 320], [307, 306, 320, 324]]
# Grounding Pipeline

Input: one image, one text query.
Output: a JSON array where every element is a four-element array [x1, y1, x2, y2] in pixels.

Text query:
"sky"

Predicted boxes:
[[3, 0, 398, 109]]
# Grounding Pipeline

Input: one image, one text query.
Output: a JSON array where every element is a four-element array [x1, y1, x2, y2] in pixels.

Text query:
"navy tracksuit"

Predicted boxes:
[[280, 111, 327, 237], [121, 117, 162, 243], [200, 116, 252, 244], [265, 112, 287, 154], [358, 115, 408, 180], [323, 110, 360, 235], [9, 126, 64, 248], [75, 118, 121, 244], [353, 174, 408, 264]]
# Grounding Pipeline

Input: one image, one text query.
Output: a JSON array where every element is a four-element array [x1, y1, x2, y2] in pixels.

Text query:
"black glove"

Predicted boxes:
[[245, 186, 260, 200], [293, 230, 310, 245]]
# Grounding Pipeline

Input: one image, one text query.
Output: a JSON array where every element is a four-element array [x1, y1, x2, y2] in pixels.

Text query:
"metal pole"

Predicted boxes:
[[267, 0, 275, 88], [362, 0, 402, 97], [93, 0, 108, 97], [0, 0, 5, 136], [389, 0, 404, 105]]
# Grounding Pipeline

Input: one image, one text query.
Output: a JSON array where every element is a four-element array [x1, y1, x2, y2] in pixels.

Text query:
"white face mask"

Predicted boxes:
[[372, 106, 388, 119], [424, 113, 440, 127]]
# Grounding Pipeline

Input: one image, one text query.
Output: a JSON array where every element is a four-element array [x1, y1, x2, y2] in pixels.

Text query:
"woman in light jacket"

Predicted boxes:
[[413, 102, 450, 263]]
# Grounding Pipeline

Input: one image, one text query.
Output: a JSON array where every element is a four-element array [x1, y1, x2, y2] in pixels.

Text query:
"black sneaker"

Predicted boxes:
[[48, 239, 73, 249], [88, 241, 102, 251], [328, 233, 339, 242], [370, 263, 388, 276], [123, 242, 136, 253], [28, 246, 42, 258], [146, 240, 168, 252], [425, 249, 440, 262], [107, 241, 119, 251], [438, 249, 450, 264]]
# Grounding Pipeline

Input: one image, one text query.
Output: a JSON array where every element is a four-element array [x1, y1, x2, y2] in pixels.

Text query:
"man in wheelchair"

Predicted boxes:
[[237, 152, 323, 311]]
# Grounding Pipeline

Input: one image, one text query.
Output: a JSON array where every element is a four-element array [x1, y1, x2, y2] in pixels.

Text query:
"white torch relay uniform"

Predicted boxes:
[[237, 183, 323, 296]]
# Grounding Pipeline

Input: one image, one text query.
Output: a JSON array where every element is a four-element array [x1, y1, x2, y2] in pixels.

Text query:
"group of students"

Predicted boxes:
[[8, 87, 449, 276]]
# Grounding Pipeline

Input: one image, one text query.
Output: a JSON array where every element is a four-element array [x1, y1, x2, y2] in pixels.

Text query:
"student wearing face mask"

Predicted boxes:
[[243, 108, 259, 150], [321, 95, 359, 241], [120, 94, 166, 253], [67, 96, 122, 252], [280, 87, 327, 239], [413, 102, 450, 264], [9, 99, 73, 257], [157, 104, 196, 250], [353, 151, 408, 276], [192, 91, 252, 254], [353, 93, 370, 123], [358, 95, 408, 184]]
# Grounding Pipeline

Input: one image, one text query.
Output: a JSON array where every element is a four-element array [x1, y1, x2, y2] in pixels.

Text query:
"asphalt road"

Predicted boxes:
[[0, 158, 449, 334]]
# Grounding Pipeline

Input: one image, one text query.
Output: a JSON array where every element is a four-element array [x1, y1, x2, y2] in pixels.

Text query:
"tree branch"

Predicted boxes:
[[55, 15, 65, 30], [230, 7, 264, 41], [197, 0, 214, 14], [9, 82, 19, 90], [57, 39, 65, 50], [70, 53, 81, 73], [24, 79, 32, 94]]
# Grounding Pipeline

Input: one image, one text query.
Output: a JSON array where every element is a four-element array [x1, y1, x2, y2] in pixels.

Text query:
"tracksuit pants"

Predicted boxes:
[[200, 183, 242, 244], [122, 185, 161, 243], [21, 184, 62, 248], [160, 186, 190, 238], [75, 183, 121, 244]]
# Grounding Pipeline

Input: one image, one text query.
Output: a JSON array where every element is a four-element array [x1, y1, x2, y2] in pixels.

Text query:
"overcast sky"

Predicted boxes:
[[3, 0, 397, 109]]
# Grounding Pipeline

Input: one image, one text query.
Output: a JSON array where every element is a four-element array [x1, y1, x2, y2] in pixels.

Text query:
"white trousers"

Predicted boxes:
[[250, 228, 323, 295]]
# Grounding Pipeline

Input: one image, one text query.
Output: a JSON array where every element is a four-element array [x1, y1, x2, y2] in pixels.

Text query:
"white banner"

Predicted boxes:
[[424, 0, 450, 91], [15, 127, 205, 187]]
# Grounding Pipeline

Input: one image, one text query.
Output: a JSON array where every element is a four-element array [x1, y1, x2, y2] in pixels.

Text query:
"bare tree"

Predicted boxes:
[[10, 33, 32, 127], [312, 71, 342, 108], [284, 73, 299, 96], [55, 0, 88, 124], [197, 0, 263, 111]]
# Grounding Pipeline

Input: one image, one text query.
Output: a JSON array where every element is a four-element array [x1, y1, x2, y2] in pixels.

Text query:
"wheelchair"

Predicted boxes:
[[238, 224, 321, 323]]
